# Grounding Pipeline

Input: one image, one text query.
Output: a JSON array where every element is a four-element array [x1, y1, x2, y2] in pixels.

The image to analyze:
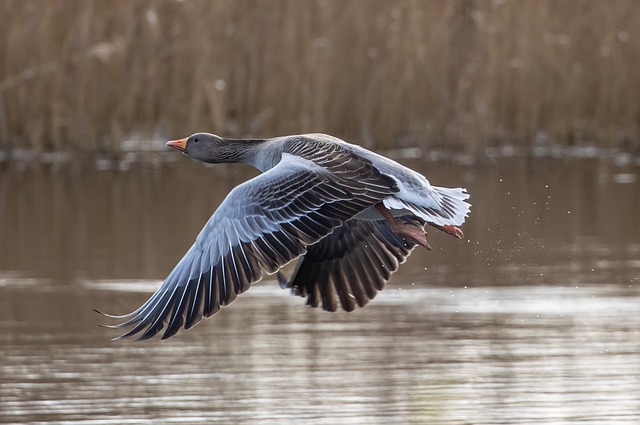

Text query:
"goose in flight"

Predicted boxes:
[[99, 133, 470, 340]]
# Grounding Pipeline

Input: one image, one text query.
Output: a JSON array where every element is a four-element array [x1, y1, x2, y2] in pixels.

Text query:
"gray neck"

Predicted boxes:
[[236, 138, 286, 172], [199, 139, 266, 166]]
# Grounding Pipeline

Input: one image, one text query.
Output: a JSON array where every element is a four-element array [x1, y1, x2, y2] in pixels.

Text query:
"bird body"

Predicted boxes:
[[100, 133, 470, 340]]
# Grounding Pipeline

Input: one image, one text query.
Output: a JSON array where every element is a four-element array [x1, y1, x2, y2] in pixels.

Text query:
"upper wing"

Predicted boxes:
[[279, 217, 419, 312], [102, 143, 397, 340]]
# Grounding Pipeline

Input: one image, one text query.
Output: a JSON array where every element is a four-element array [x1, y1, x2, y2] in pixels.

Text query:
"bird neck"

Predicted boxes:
[[201, 139, 267, 165], [233, 138, 284, 172]]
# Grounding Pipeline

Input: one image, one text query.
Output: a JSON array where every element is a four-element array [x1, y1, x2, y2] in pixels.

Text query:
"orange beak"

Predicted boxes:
[[166, 138, 187, 152]]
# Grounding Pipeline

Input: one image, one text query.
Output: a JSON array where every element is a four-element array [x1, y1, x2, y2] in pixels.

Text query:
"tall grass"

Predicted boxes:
[[1, 0, 639, 159]]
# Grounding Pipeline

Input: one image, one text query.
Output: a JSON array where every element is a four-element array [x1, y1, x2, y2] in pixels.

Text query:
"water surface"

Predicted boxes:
[[1, 158, 639, 424]]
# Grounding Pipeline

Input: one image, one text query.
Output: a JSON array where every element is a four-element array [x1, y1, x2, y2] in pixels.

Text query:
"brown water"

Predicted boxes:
[[1, 157, 639, 424]]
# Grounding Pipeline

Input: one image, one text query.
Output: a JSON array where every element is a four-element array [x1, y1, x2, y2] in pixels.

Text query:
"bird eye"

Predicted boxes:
[[193, 137, 199, 143]]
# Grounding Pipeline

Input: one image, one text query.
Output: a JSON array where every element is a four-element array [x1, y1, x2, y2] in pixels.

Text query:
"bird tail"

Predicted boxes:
[[430, 186, 471, 226], [383, 186, 470, 227]]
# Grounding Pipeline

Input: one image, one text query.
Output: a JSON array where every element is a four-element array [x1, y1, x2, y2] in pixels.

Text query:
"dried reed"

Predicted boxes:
[[1, 0, 639, 159]]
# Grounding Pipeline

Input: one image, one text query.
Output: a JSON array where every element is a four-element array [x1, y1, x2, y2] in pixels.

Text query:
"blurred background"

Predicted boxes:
[[1, 0, 640, 158], [1, 1, 639, 424]]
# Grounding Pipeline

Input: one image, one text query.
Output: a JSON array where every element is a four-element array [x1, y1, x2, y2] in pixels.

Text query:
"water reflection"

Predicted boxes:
[[1, 159, 639, 424]]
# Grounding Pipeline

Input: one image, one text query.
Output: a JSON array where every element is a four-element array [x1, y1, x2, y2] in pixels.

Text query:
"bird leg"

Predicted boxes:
[[428, 223, 464, 239], [375, 203, 432, 250]]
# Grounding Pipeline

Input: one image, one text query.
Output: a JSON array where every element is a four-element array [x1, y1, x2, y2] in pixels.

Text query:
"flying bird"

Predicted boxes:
[[99, 133, 470, 340]]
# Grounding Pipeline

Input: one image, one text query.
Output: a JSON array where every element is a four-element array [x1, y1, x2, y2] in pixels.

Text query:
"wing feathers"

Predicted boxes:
[[102, 140, 398, 339], [282, 218, 419, 312], [185, 274, 204, 329]]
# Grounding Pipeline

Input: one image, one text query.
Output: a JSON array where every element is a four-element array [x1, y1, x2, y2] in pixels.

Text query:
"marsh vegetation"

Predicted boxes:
[[1, 0, 639, 161]]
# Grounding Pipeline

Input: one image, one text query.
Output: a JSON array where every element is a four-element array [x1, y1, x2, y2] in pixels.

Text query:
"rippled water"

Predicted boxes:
[[1, 158, 639, 424]]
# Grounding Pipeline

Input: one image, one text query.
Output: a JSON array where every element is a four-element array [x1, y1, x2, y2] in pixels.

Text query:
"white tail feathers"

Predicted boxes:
[[383, 186, 470, 227], [430, 186, 471, 226]]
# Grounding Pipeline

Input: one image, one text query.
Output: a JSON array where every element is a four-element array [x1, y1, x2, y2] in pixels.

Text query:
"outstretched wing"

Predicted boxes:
[[101, 142, 397, 340], [279, 217, 419, 312]]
